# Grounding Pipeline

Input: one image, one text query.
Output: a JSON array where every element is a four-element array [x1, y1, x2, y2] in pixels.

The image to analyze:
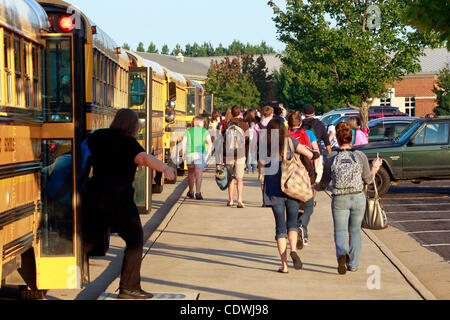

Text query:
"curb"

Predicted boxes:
[[363, 228, 437, 300]]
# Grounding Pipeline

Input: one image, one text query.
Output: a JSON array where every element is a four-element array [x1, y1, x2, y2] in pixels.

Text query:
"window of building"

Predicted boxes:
[[405, 97, 416, 117], [380, 97, 391, 107]]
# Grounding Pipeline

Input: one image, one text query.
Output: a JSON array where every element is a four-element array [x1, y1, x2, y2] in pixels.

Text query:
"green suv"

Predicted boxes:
[[354, 116, 450, 196]]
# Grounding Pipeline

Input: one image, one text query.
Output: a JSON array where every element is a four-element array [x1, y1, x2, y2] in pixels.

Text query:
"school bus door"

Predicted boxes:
[[37, 34, 83, 290]]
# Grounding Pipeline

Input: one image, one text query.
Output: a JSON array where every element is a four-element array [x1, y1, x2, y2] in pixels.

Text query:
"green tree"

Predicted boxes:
[[161, 44, 170, 55], [433, 65, 450, 115], [228, 40, 245, 56], [205, 56, 260, 111], [171, 44, 183, 55], [214, 43, 227, 56], [122, 43, 131, 50], [269, 0, 439, 128], [147, 42, 158, 53], [242, 54, 273, 107], [405, 0, 449, 49], [136, 42, 145, 52]]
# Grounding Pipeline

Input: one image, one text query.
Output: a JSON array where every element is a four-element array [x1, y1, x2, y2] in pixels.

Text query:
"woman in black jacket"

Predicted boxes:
[[86, 109, 175, 299]]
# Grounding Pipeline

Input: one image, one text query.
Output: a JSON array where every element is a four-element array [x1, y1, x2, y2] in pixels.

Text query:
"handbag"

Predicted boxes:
[[215, 165, 230, 191], [362, 179, 388, 230], [281, 138, 314, 202]]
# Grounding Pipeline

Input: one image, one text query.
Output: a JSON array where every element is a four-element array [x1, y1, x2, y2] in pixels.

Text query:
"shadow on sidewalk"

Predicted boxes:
[[141, 277, 274, 300], [145, 242, 337, 276], [156, 230, 274, 247]]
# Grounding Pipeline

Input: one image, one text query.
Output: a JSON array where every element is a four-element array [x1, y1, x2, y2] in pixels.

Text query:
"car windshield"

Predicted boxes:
[[322, 114, 342, 126], [396, 121, 421, 143]]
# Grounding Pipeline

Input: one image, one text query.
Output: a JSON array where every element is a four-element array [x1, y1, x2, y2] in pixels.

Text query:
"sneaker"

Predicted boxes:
[[195, 193, 203, 200], [118, 289, 153, 300], [348, 267, 358, 273], [303, 238, 309, 247], [297, 226, 305, 250], [187, 192, 195, 199]]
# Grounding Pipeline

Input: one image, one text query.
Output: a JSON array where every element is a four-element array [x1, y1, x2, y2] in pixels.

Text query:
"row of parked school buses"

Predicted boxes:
[[0, 0, 212, 298]]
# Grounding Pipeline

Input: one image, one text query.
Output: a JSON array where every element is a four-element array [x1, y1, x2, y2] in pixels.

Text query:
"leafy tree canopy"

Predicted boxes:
[[434, 64, 450, 115], [205, 54, 274, 111], [405, 0, 449, 49], [269, 0, 440, 128]]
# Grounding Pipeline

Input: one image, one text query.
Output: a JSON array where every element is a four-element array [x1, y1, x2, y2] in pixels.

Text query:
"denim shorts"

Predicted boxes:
[[186, 153, 207, 169]]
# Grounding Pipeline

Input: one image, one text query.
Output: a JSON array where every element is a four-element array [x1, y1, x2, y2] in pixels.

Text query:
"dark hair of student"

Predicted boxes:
[[336, 122, 354, 145], [244, 109, 257, 124], [267, 118, 289, 158], [110, 109, 139, 137], [231, 105, 242, 118], [211, 109, 221, 122], [287, 112, 302, 129]]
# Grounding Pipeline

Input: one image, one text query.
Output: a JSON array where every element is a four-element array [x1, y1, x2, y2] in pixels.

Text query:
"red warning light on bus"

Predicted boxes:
[[58, 15, 75, 32]]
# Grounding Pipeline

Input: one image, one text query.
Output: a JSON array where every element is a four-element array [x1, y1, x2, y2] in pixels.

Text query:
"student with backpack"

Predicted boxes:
[[315, 122, 382, 275], [255, 106, 274, 193], [221, 105, 249, 208], [287, 112, 319, 250], [262, 118, 317, 274]]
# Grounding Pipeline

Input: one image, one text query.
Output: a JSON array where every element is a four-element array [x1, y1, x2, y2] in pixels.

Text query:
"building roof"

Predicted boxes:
[[415, 48, 449, 75], [134, 52, 210, 81], [135, 49, 448, 82]]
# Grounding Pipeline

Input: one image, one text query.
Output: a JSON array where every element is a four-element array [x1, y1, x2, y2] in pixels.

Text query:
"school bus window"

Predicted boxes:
[[32, 46, 40, 109], [24, 41, 32, 108], [14, 37, 23, 107], [4, 34, 12, 105], [42, 38, 73, 122], [40, 139, 75, 256]]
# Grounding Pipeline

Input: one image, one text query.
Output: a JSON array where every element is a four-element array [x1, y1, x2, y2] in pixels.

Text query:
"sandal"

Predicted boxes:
[[237, 202, 245, 209], [290, 251, 303, 270], [227, 202, 234, 207], [278, 268, 289, 274]]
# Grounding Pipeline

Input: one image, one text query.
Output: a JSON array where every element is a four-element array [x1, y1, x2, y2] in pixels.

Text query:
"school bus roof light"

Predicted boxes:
[[58, 15, 75, 32]]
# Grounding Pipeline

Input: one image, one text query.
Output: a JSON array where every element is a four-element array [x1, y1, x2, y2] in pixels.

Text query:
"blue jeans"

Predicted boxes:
[[247, 163, 257, 173], [298, 193, 315, 239], [271, 198, 301, 240], [331, 193, 366, 270]]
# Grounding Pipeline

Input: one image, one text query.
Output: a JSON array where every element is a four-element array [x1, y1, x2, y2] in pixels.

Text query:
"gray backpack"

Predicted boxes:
[[331, 150, 363, 195]]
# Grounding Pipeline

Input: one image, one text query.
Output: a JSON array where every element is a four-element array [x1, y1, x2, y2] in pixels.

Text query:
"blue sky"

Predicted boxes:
[[67, 0, 287, 53]]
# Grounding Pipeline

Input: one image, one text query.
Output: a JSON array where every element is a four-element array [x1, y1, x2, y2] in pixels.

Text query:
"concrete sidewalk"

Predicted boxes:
[[100, 169, 431, 301]]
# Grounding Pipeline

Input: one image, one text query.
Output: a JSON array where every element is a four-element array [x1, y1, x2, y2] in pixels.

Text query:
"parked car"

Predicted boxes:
[[354, 116, 450, 196], [320, 106, 407, 127], [368, 117, 420, 143]]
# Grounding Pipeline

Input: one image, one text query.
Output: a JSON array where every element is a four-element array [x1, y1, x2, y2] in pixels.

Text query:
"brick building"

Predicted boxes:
[[373, 48, 449, 117]]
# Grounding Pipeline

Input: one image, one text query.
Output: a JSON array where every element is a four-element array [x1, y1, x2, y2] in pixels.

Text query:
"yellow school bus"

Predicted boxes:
[[162, 67, 188, 182], [126, 51, 167, 196], [0, 0, 49, 299], [0, 0, 138, 298]]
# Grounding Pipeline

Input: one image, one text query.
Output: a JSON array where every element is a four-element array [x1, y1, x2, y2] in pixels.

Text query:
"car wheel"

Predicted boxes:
[[368, 167, 391, 197]]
